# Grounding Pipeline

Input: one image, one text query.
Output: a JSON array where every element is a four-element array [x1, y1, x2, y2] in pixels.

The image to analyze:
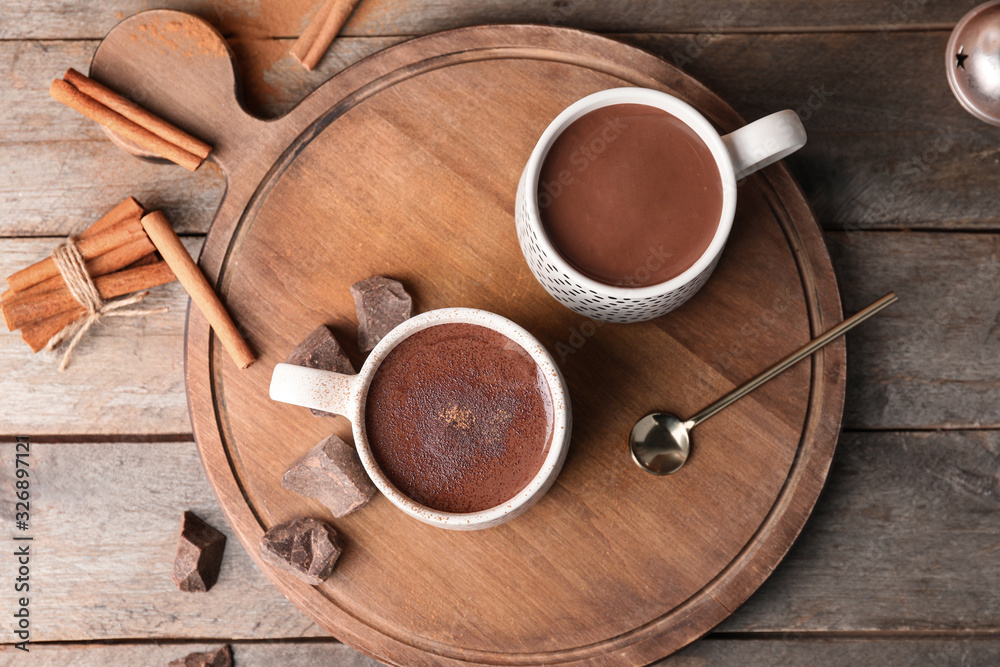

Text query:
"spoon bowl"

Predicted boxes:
[[630, 413, 691, 475]]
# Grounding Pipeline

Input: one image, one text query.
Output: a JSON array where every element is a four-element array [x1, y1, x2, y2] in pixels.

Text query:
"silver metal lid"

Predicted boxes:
[[947, 0, 1000, 126]]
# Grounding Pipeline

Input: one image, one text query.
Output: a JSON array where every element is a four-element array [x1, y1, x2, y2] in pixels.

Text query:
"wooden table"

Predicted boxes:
[[2, 1, 998, 665]]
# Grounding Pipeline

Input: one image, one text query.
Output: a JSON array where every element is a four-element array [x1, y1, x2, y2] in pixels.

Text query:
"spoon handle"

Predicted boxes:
[[687, 291, 898, 429]]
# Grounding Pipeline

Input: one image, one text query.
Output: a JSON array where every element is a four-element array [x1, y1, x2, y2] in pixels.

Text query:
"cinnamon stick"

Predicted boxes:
[[290, 0, 362, 71], [123, 252, 159, 270], [3, 261, 175, 332], [4, 215, 148, 293], [140, 211, 254, 369], [50, 78, 205, 172], [5, 236, 155, 303], [289, 0, 334, 68], [63, 69, 211, 160], [20, 309, 80, 353], [84, 196, 146, 237]]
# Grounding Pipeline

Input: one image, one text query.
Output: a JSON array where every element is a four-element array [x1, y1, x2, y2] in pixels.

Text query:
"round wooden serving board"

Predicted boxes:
[[92, 13, 845, 666]]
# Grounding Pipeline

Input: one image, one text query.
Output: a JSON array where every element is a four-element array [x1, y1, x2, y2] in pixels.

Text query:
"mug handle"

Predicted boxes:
[[269, 362, 359, 418], [721, 110, 807, 181]]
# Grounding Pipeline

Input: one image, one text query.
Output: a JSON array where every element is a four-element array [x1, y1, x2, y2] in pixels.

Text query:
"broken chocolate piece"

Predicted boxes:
[[284, 325, 356, 417], [282, 435, 376, 517], [167, 644, 232, 667], [172, 511, 227, 593], [259, 517, 341, 585], [350, 276, 413, 353]]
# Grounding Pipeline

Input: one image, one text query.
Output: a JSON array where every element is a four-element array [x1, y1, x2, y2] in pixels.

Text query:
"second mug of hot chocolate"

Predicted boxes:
[[268, 308, 571, 531], [515, 87, 807, 323]]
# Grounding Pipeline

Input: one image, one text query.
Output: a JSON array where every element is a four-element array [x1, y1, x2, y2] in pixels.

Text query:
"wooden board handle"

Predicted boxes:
[[88, 10, 269, 172]]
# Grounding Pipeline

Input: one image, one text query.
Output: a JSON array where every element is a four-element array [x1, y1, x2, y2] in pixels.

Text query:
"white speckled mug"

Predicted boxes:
[[269, 308, 571, 531], [516, 87, 807, 323]]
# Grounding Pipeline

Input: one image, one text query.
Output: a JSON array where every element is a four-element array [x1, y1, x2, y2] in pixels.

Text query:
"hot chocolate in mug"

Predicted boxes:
[[269, 308, 571, 531]]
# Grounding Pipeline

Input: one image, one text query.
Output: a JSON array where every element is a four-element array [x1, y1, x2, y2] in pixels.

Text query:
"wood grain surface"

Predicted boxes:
[[1, 1, 997, 665], [82, 14, 848, 665]]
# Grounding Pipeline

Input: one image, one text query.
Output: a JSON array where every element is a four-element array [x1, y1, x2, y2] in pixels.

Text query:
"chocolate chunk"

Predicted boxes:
[[167, 645, 232, 667], [259, 518, 341, 585], [284, 325, 356, 418], [282, 435, 376, 517], [172, 511, 227, 593], [350, 276, 413, 352]]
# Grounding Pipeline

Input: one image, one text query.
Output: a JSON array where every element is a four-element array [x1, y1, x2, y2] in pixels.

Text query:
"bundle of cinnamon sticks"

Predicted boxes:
[[1, 198, 176, 353], [2, 199, 255, 369]]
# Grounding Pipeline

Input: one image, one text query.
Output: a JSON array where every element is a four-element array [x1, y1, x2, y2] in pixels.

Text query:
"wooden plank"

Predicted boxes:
[[6, 637, 1000, 666], [4, 31, 999, 237], [0, 440, 326, 641], [0, 238, 200, 436], [0, 432, 996, 643], [827, 232, 1000, 430], [0, 642, 381, 666], [720, 430, 1000, 632], [2, 230, 998, 435], [668, 637, 1000, 665], [0, 140, 223, 237], [0, 0, 966, 40]]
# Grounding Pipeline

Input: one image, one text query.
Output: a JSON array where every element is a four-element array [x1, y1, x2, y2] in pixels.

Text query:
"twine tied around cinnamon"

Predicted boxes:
[[45, 236, 168, 371]]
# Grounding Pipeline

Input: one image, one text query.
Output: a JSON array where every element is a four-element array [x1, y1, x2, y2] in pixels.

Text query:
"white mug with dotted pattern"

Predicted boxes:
[[515, 87, 806, 323]]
